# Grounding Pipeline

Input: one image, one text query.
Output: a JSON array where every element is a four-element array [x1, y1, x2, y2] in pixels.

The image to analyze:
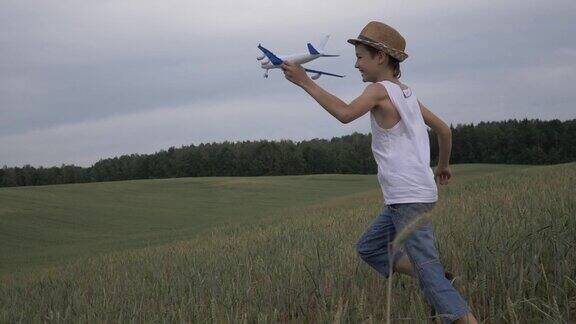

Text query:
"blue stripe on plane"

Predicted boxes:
[[307, 43, 320, 55], [257, 44, 284, 66], [304, 68, 345, 78]]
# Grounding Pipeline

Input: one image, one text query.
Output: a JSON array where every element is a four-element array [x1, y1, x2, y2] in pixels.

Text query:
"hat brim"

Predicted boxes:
[[347, 38, 375, 47], [347, 38, 408, 62]]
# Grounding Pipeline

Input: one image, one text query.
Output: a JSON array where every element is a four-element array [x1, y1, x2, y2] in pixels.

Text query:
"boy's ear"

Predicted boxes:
[[377, 51, 388, 65]]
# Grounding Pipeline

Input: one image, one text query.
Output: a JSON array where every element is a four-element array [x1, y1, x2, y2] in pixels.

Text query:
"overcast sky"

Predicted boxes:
[[1, 0, 575, 167]]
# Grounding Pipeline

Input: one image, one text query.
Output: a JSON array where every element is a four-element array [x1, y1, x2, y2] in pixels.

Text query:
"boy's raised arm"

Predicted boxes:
[[281, 61, 380, 124]]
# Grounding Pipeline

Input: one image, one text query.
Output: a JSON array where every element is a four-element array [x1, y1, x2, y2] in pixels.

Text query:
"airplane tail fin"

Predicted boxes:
[[307, 43, 320, 55], [307, 35, 331, 55], [317, 35, 330, 51]]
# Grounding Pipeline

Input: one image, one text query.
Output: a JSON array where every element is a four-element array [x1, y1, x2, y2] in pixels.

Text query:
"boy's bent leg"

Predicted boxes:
[[356, 206, 401, 278], [390, 203, 472, 324], [393, 254, 416, 277]]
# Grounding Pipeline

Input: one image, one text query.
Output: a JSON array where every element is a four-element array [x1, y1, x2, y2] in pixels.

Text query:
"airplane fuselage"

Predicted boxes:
[[260, 53, 321, 70], [257, 38, 343, 79]]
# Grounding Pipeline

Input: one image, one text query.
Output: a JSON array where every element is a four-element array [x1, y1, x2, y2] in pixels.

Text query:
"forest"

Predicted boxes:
[[1, 118, 574, 187]]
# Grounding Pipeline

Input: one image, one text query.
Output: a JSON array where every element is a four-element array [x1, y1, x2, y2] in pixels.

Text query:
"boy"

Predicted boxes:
[[281, 21, 478, 323]]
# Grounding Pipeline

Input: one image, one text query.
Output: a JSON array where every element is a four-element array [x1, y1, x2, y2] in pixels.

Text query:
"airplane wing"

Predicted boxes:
[[304, 68, 345, 78], [257, 44, 284, 66]]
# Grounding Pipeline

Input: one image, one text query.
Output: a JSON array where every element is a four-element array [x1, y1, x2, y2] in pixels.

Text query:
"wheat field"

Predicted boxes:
[[0, 163, 574, 322]]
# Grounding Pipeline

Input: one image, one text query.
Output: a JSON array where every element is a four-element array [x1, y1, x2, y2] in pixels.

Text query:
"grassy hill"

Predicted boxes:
[[0, 163, 574, 322], [0, 164, 526, 275]]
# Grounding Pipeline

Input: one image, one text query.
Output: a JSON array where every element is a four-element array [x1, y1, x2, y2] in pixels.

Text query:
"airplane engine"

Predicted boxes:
[[257, 54, 265, 60], [261, 58, 270, 65], [311, 73, 321, 80]]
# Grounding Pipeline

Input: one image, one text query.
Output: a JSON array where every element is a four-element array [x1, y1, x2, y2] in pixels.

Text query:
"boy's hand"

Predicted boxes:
[[434, 166, 451, 185], [281, 61, 311, 87]]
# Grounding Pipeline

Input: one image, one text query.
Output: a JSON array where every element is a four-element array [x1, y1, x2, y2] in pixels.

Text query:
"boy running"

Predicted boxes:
[[280, 21, 478, 323]]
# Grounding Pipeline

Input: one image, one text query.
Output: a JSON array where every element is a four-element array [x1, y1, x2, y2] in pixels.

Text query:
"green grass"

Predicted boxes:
[[0, 173, 380, 275], [1, 163, 574, 322], [0, 163, 526, 276]]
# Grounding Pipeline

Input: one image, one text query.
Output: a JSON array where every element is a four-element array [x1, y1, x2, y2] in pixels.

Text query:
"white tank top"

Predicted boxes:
[[370, 80, 438, 205]]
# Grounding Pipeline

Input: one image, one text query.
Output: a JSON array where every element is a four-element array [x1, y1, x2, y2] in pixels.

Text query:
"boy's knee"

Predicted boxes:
[[355, 239, 365, 254], [356, 238, 386, 262], [356, 239, 371, 259]]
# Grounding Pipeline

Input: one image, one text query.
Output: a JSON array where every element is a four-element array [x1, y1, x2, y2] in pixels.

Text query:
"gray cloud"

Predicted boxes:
[[1, 0, 575, 167], [0, 92, 370, 166]]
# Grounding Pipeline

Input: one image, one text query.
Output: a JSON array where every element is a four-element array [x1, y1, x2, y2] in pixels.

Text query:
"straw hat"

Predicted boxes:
[[347, 21, 408, 62]]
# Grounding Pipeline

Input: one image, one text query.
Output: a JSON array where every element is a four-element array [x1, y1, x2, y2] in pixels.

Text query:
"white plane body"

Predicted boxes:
[[259, 53, 320, 69], [257, 35, 345, 80]]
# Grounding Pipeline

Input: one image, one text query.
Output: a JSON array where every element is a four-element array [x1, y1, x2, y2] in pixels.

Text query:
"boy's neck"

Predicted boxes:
[[374, 70, 399, 84]]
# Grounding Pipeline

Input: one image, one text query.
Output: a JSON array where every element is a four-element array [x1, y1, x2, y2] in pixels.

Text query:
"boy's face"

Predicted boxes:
[[354, 44, 386, 82]]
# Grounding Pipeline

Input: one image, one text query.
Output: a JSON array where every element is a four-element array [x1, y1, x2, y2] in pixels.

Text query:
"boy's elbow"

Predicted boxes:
[[339, 110, 351, 124], [340, 116, 351, 124], [439, 127, 451, 137]]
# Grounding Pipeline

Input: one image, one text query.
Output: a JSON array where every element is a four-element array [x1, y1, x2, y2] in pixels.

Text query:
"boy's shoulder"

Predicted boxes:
[[364, 82, 390, 100], [367, 81, 414, 104], [376, 80, 410, 90], [366, 80, 410, 95]]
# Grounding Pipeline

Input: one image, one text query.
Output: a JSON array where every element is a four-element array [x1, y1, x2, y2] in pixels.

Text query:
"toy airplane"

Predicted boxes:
[[257, 35, 345, 79]]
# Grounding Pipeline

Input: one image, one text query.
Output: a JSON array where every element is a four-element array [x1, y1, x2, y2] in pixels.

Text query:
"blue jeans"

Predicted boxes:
[[356, 202, 471, 323]]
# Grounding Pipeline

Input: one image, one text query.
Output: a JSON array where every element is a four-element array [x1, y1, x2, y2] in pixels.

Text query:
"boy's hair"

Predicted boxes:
[[362, 44, 402, 79]]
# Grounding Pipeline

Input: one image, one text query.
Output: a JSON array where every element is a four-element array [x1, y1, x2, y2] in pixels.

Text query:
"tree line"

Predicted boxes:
[[1, 118, 575, 187]]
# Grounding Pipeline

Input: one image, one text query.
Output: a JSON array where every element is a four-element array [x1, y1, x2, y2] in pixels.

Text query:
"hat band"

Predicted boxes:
[[358, 35, 392, 50]]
